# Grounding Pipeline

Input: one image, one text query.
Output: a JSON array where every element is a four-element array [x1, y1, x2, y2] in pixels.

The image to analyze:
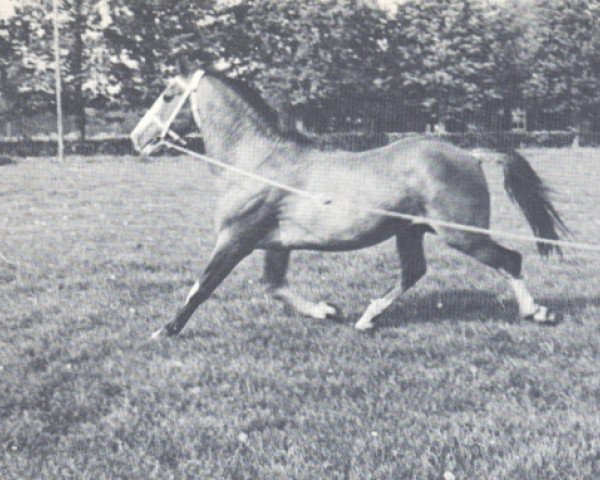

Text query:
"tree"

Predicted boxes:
[[104, 0, 217, 106], [0, 19, 25, 137], [479, 0, 532, 130], [0, 19, 19, 114], [388, 0, 509, 131], [205, 0, 389, 127], [8, 0, 115, 139], [526, 0, 600, 130]]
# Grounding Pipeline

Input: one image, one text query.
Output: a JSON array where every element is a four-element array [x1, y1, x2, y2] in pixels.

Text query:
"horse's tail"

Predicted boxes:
[[498, 148, 568, 256]]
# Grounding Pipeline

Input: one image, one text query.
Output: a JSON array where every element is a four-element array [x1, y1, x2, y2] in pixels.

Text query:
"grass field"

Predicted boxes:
[[1, 149, 600, 479]]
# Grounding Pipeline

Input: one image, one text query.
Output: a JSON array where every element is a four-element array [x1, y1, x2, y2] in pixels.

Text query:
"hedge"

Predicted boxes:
[[320, 131, 600, 152], [1, 131, 600, 157], [0, 135, 205, 157]]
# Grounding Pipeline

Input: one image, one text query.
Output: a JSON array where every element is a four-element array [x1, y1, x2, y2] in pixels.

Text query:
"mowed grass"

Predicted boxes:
[[1, 149, 600, 479]]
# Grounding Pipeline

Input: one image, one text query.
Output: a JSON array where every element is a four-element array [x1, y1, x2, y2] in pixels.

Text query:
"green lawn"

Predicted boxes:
[[1, 149, 600, 479]]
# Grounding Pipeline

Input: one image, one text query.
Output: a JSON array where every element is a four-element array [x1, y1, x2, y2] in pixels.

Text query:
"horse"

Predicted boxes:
[[130, 69, 567, 338]]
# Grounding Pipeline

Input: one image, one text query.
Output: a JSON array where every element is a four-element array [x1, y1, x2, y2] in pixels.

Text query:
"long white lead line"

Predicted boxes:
[[159, 139, 600, 253]]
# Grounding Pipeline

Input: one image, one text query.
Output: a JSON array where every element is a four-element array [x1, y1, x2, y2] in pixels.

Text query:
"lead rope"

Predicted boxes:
[[158, 139, 600, 254]]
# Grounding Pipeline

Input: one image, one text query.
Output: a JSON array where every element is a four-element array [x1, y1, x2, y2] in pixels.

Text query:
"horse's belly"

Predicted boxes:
[[266, 200, 398, 251]]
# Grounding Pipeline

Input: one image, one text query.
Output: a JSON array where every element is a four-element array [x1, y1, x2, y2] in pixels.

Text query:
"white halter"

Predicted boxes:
[[131, 69, 205, 153]]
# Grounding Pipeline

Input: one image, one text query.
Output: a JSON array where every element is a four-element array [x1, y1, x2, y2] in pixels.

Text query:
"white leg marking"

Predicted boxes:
[[185, 280, 201, 305], [150, 327, 165, 340], [272, 287, 337, 319], [310, 301, 338, 320], [509, 279, 561, 324], [355, 298, 392, 331], [531, 305, 548, 322], [508, 278, 538, 318]]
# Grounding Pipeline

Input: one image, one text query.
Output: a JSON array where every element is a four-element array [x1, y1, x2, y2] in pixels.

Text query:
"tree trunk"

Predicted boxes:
[[566, 74, 573, 131], [139, 8, 158, 104], [501, 100, 512, 131]]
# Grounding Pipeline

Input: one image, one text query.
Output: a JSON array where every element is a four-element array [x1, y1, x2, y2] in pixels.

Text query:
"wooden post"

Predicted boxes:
[[52, 0, 64, 161]]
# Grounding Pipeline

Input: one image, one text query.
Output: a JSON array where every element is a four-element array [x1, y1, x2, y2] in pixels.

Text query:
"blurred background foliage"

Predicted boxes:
[[1, 0, 600, 138]]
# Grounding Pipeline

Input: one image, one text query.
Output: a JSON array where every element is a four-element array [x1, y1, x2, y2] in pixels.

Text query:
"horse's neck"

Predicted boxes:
[[192, 91, 279, 167], [200, 120, 277, 168]]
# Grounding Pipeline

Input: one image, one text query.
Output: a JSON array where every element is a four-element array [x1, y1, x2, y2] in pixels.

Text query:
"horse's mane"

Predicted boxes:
[[205, 71, 317, 146]]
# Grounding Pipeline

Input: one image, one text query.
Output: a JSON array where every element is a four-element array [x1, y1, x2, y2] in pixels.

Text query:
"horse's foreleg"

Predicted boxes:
[[355, 226, 427, 331], [151, 227, 256, 338], [263, 250, 340, 320]]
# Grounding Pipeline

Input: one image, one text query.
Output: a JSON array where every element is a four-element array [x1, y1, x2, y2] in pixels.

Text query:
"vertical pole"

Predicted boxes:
[[52, 0, 64, 162]]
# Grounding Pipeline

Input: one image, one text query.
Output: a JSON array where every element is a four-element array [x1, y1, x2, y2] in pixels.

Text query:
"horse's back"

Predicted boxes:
[[314, 136, 490, 232], [262, 138, 484, 250], [314, 136, 488, 202]]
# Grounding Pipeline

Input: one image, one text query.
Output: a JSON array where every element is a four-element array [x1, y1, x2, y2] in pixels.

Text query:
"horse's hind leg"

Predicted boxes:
[[263, 250, 340, 320], [355, 225, 428, 331], [151, 227, 256, 338], [445, 233, 561, 324]]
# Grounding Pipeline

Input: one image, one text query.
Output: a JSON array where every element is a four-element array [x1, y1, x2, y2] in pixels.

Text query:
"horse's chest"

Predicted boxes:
[[213, 183, 272, 231]]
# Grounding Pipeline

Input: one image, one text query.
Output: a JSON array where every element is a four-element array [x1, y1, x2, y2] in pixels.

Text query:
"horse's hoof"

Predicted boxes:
[[150, 326, 170, 339], [354, 320, 376, 333], [324, 302, 344, 321], [312, 302, 340, 320], [524, 306, 563, 326]]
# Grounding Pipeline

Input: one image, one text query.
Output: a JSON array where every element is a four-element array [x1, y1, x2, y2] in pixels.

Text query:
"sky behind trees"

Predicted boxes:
[[0, 1, 15, 19]]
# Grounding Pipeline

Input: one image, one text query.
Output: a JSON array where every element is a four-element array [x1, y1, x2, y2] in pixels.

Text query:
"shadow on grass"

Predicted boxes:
[[145, 289, 600, 338], [376, 289, 513, 328], [538, 294, 600, 323], [375, 289, 600, 329]]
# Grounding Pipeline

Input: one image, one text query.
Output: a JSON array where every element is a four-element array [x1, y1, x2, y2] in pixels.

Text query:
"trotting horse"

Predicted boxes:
[[130, 70, 567, 337]]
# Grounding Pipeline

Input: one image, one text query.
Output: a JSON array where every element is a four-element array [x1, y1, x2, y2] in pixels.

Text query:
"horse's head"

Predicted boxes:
[[130, 70, 204, 155]]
